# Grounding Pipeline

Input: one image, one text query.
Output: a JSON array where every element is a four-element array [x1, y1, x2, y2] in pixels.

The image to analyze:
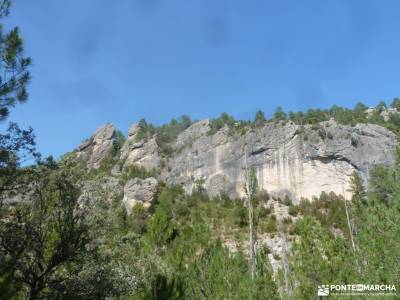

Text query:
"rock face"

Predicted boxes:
[[120, 123, 161, 170], [77, 123, 117, 168], [122, 177, 158, 214], [165, 119, 396, 201], [79, 119, 397, 202]]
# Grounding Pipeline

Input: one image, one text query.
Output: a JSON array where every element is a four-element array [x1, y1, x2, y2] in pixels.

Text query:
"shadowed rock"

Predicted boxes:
[[122, 177, 158, 214]]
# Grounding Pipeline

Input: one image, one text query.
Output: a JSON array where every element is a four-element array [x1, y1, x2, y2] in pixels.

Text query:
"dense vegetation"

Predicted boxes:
[[1, 139, 400, 298], [0, 1, 399, 298], [135, 115, 192, 156], [133, 98, 400, 146]]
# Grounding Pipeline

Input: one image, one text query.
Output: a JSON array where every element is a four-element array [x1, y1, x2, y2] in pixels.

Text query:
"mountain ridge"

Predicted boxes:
[[74, 107, 397, 208]]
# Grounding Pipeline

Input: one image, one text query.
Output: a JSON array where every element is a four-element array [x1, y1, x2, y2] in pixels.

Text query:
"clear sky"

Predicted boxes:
[[2, 0, 400, 158]]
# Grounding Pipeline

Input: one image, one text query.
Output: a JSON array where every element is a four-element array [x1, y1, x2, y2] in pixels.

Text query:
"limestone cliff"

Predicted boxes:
[[77, 123, 117, 169], [76, 119, 397, 202]]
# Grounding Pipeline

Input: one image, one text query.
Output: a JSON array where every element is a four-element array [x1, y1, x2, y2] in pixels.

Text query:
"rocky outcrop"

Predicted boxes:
[[120, 123, 161, 170], [174, 119, 210, 149], [79, 176, 123, 205], [78, 118, 397, 202], [122, 177, 158, 214], [77, 123, 117, 168], [157, 119, 396, 202]]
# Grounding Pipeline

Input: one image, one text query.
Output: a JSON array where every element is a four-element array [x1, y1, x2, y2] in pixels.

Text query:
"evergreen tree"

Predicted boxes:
[[290, 217, 356, 299], [0, 0, 31, 120], [254, 110, 266, 126], [390, 97, 400, 110], [349, 171, 366, 204], [273, 106, 287, 121], [376, 101, 387, 113]]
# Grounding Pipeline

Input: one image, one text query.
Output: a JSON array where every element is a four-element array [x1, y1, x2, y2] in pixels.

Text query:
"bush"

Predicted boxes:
[[145, 207, 176, 248], [121, 165, 156, 183], [288, 205, 299, 216], [282, 195, 293, 206], [233, 205, 248, 227], [258, 206, 271, 218], [126, 203, 149, 234], [135, 116, 193, 156], [208, 112, 236, 135], [264, 217, 277, 233]]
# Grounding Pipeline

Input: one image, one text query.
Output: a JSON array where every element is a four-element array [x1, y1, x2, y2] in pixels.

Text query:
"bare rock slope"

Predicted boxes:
[[76, 119, 397, 202]]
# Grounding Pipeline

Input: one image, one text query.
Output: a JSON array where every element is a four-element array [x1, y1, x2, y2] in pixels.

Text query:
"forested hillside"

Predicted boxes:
[[1, 102, 400, 299], [0, 0, 399, 298]]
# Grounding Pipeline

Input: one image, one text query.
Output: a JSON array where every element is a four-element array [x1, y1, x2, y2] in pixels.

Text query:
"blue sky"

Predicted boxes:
[[2, 0, 400, 158]]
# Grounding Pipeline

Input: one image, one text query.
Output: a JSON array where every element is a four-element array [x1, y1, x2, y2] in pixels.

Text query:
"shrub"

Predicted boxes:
[[208, 112, 236, 135], [121, 165, 156, 183], [145, 207, 176, 248], [258, 206, 271, 218], [233, 205, 248, 227], [288, 205, 299, 216], [264, 216, 277, 233], [282, 195, 293, 206], [135, 116, 193, 156], [282, 217, 292, 224]]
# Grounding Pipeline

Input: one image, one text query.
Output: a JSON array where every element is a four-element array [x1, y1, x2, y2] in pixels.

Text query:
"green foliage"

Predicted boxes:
[[142, 274, 185, 300], [208, 112, 236, 135], [233, 205, 247, 227], [273, 106, 287, 121], [369, 165, 396, 205], [258, 205, 271, 218], [254, 110, 266, 126], [135, 115, 193, 156], [145, 207, 176, 249], [126, 203, 150, 234], [2, 150, 400, 298], [376, 100, 387, 112], [390, 97, 400, 109], [0, 164, 93, 299], [288, 204, 299, 216], [262, 215, 277, 233], [0, 1, 31, 120], [155, 115, 192, 156], [175, 240, 278, 299], [289, 216, 356, 299], [354, 195, 400, 286], [282, 194, 292, 206], [244, 167, 258, 199], [121, 164, 156, 184], [298, 192, 348, 234], [0, 122, 40, 201], [349, 171, 366, 204], [288, 153, 400, 298]]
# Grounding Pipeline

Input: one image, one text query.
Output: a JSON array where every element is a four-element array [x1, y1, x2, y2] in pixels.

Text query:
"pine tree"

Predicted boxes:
[[254, 110, 266, 126], [0, 0, 31, 120], [273, 106, 287, 121], [349, 171, 366, 204]]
